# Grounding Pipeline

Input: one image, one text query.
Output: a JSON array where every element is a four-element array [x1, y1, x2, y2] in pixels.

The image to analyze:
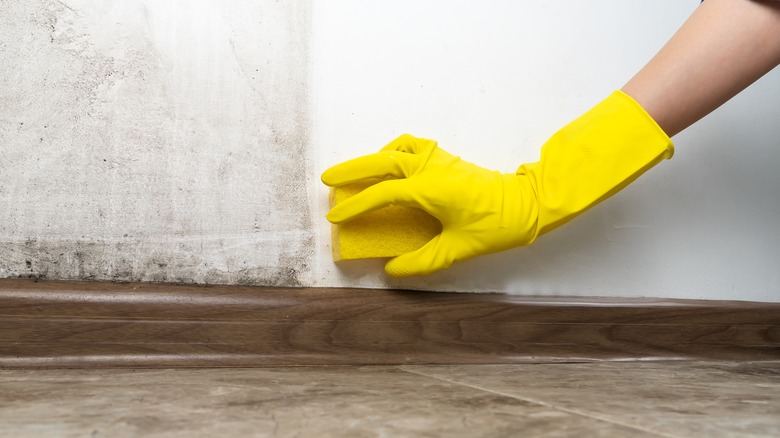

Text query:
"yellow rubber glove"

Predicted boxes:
[[322, 90, 674, 277]]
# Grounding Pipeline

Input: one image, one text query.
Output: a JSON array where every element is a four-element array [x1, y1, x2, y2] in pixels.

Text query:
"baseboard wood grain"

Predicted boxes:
[[0, 279, 778, 368]]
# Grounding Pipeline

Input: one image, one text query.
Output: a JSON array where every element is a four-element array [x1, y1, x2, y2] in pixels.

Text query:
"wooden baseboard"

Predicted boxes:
[[0, 279, 778, 368]]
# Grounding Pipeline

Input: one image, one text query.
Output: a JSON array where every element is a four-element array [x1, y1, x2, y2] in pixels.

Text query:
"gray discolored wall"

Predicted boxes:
[[0, 0, 314, 285]]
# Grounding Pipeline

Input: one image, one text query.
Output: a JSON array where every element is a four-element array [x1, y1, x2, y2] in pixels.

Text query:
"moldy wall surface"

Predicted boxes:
[[0, 0, 314, 286]]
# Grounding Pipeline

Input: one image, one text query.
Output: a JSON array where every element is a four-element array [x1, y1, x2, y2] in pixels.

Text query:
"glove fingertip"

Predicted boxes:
[[325, 207, 345, 224], [384, 258, 425, 278], [320, 168, 338, 186], [384, 236, 453, 277], [385, 255, 446, 278]]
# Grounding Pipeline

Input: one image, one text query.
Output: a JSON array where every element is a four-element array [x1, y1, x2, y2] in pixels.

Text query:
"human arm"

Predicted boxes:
[[623, 0, 780, 137]]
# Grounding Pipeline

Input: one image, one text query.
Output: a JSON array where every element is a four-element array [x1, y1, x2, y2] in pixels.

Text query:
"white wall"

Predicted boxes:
[[312, 0, 780, 301], [2, 1, 778, 301]]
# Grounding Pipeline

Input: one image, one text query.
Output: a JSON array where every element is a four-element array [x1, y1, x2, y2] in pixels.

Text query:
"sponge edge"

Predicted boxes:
[[330, 179, 442, 261]]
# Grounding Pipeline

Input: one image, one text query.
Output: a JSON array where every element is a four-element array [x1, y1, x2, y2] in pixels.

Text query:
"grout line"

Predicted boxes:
[[397, 366, 682, 438]]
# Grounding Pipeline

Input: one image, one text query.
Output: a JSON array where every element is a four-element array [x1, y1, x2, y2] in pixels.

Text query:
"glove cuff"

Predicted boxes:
[[518, 90, 675, 237]]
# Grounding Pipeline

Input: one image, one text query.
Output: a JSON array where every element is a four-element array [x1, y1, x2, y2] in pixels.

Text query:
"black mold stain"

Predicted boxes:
[[2, 238, 308, 287]]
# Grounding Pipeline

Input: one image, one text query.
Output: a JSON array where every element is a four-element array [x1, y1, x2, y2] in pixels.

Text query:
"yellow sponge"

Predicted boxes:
[[330, 179, 442, 261]]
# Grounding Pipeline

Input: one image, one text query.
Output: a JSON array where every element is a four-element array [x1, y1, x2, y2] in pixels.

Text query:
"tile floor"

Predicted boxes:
[[0, 361, 778, 437]]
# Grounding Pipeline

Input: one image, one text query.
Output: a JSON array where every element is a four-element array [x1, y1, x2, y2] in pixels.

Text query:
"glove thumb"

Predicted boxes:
[[384, 233, 457, 277]]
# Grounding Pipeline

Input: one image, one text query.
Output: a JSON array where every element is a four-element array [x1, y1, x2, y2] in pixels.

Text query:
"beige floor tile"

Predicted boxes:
[[0, 366, 659, 438], [402, 361, 780, 438]]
